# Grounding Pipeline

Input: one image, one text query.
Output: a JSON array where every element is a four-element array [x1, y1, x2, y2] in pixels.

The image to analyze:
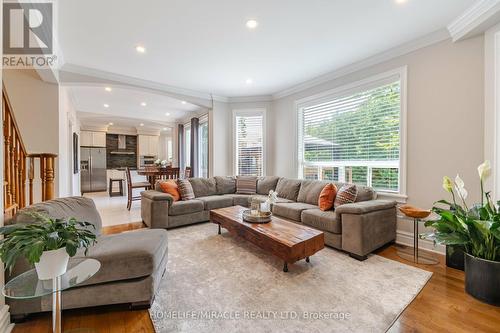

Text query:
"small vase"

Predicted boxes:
[[35, 248, 70, 280]]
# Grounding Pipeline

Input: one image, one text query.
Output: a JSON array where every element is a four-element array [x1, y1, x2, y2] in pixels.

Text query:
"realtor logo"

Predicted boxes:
[[3, 2, 53, 55]]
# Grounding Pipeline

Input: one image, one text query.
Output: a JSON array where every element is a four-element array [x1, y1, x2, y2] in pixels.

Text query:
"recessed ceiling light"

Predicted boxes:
[[104, 87, 112, 92], [245, 78, 253, 85], [395, 0, 407, 3], [181, 101, 187, 105], [246, 19, 258, 29], [136, 45, 146, 53], [141, 102, 147, 107], [163, 127, 167, 131], [108, 122, 114, 126], [103, 104, 110, 108], [165, 112, 170, 116], [140, 123, 144, 127]]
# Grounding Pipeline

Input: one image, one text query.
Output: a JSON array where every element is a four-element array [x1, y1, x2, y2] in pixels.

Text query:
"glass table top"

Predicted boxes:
[[3, 258, 101, 300]]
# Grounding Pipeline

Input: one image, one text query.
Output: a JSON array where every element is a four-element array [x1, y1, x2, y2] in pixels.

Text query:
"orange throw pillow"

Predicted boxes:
[[318, 183, 337, 211], [159, 180, 180, 201]]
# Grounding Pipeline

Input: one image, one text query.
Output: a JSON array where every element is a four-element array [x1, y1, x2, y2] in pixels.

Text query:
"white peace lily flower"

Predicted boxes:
[[454, 174, 468, 200], [477, 160, 491, 181]]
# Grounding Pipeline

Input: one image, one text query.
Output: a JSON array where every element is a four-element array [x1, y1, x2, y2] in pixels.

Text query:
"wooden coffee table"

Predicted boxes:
[[210, 206, 325, 272]]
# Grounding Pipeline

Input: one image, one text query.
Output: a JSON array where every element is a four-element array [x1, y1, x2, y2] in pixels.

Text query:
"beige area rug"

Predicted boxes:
[[150, 223, 431, 333]]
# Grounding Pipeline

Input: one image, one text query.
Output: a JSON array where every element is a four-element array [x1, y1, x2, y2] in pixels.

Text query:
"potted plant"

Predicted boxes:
[[0, 212, 97, 280], [424, 161, 500, 306]]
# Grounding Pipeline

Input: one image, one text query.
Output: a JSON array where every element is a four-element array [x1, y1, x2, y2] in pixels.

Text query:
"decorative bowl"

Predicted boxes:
[[399, 205, 431, 219], [242, 210, 272, 223]]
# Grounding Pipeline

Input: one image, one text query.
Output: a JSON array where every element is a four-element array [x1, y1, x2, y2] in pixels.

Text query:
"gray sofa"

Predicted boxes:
[[141, 176, 397, 260], [6, 197, 168, 319]]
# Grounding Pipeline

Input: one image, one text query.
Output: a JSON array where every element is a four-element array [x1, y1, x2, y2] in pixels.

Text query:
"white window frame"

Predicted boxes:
[[295, 67, 407, 199], [198, 114, 209, 178], [184, 122, 191, 168], [232, 108, 267, 177]]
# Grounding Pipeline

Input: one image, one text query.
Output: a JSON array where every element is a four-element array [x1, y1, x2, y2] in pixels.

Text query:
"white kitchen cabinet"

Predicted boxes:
[[92, 132, 106, 147], [81, 131, 106, 147], [138, 135, 159, 156], [80, 131, 93, 146]]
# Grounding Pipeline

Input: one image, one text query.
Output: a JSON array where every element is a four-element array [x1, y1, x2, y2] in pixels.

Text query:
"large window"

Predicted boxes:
[[234, 110, 265, 177], [184, 124, 191, 168], [298, 71, 405, 194], [198, 114, 209, 178]]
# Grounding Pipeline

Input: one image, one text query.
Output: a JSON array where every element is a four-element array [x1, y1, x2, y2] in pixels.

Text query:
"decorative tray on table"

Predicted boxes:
[[242, 210, 272, 223]]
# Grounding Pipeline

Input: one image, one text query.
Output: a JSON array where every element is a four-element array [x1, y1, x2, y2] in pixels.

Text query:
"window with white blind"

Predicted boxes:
[[184, 124, 191, 168], [234, 110, 266, 177], [198, 114, 209, 178], [298, 69, 406, 194]]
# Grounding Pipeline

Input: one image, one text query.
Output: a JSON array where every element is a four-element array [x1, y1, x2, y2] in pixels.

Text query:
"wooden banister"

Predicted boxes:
[[3, 84, 57, 218]]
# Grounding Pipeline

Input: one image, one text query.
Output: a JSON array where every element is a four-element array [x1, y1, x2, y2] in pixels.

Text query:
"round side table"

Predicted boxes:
[[398, 205, 439, 265], [3, 258, 100, 333]]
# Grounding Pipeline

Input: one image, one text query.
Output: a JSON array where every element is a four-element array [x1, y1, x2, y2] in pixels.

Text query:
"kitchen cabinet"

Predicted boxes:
[[81, 131, 106, 147], [138, 135, 159, 156]]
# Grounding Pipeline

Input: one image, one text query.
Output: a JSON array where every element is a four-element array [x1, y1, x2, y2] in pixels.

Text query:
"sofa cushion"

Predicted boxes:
[[158, 180, 180, 201], [12, 197, 102, 235], [257, 176, 280, 195], [297, 180, 331, 205], [236, 176, 257, 194], [76, 228, 168, 286], [355, 185, 375, 202], [272, 202, 318, 221], [301, 209, 341, 234], [215, 176, 236, 194], [275, 178, 302, 201], [319, 183, 337, 211], [223, 194, 252, 207], [251, 195, 294, 204], [196, 195, 234, 210], [169, 199, 204, 216], [189, 178, 217, 197]]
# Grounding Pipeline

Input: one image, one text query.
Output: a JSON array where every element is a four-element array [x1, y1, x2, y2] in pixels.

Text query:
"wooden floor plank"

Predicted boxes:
[[12, 223, 500, 333]]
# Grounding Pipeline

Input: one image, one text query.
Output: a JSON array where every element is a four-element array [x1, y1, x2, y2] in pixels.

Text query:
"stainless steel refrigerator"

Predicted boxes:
[[80, 147, 107, 193]]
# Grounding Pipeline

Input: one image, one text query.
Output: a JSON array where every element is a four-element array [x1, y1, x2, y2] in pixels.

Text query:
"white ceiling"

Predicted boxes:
[[71, 85, 202, 128], [58, 0, 476, 97]]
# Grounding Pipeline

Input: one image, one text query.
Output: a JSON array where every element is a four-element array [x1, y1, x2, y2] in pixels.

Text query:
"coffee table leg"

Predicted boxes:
[[218, 224, 221, 235], [306, 257, 310, 263], [283, 262, 288, 272], [53, 276, 62, 333]]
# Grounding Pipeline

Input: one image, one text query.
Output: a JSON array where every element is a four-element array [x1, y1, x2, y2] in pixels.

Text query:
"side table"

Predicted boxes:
[[3, 258, 101, 333], [398, 205, 439, 265]]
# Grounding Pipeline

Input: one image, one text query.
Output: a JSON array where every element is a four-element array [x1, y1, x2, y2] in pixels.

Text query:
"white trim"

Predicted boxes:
[[0, 305, 14, 333], [228, 95, 274, 103], [273, 30, 448, 100], [447, 0, 500, 42], [60, 63, 229, 103], [396, 230, 445, 255], [294, 67, 408, 197], [232, 108, 267, 176]]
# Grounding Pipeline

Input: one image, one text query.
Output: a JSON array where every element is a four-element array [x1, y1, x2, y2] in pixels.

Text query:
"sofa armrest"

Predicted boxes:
[[141, 190, 174, 202], [335, 200, 396, 215]]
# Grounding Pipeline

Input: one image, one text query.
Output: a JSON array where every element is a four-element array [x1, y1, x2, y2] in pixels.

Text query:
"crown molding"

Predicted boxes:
[[59, 63, 229, 103], [448, 0, 500, 42], [272, 29, 451, 100], [228, 95, 273, 103]]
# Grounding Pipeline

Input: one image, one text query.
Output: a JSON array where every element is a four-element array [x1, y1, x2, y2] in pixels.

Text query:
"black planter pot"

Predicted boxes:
[[446, 245, 465, 271], [465, 253, 500, 306]]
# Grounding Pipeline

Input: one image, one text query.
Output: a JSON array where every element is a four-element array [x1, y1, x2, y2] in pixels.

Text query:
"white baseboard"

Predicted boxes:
[[395, 230, 445, 255], [0, 305, 14, 333]]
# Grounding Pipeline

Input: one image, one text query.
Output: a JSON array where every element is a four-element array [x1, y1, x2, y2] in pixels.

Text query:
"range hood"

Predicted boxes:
[[110, 135, 136, 155]]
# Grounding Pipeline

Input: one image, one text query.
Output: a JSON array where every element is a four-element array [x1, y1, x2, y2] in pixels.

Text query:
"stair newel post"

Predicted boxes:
[[42, 154, 56, 201], [28, 156, 34, 205]]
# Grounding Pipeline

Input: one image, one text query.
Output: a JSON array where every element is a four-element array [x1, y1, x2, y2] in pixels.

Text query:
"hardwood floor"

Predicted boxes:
[[13, 223, 500, 333]]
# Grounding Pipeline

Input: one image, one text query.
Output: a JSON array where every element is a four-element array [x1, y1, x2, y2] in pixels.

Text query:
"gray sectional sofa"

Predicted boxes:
[[7, 197, 168, 319], [141, 176, 397, 260]]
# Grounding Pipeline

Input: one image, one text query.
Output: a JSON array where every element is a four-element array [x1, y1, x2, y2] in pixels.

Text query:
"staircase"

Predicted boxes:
[[2, 84, 57, 219]]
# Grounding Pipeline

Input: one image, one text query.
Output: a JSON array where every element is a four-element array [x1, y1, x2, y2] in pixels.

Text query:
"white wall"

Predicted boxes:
[[209, 101, 232, 176], [59, 86, 80, 196], [270, 37, 485, 248]]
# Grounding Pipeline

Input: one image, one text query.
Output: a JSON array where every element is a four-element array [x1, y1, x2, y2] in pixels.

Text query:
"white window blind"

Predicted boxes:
[[184, 124, 191, 168], [236, 115, 264, 176], [299, 79, 401, 192], [198, 114, 209, 177]]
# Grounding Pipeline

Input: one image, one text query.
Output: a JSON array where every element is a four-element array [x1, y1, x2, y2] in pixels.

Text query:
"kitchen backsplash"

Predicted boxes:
[[106, 134, 137, 169]]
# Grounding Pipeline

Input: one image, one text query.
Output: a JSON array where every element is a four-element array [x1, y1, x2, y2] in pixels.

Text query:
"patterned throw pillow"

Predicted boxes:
[[334, 184, 358, 208], [236, 176, 257, 194], [177, 179, 195, 201], [158, 180, 180, 201]]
